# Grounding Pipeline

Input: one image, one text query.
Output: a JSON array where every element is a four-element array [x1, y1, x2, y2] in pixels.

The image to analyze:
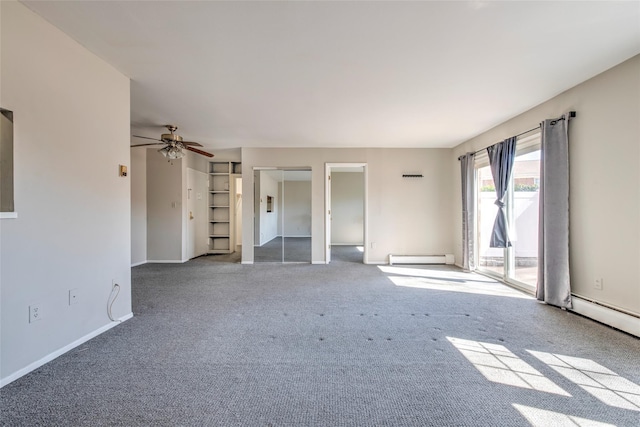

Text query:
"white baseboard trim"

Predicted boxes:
[[0, 312, 134, 388], [571, 297, 639, 337], [146, 259, 187, 264], [312, 261, 326, 265], [131, 260, 147, 267], [241, 261, 254, 265]]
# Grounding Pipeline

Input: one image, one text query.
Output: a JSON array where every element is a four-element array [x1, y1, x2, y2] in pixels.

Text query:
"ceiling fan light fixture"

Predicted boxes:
[[158, 145, 185, 160]]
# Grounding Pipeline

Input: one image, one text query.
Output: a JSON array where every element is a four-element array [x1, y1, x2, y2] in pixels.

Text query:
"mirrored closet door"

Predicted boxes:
[[254, 168, 311, 263]]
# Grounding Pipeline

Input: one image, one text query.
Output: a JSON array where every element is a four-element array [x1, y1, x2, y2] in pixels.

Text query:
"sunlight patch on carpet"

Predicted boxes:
[[380, 266, 531, 299], [512, 404, 616, 427], [448, 337, 569, 396], [529, 350, 640, 411]]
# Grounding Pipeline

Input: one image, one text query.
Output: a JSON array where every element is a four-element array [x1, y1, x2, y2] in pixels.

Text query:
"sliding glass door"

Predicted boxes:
[[476, 135, 541, 289]]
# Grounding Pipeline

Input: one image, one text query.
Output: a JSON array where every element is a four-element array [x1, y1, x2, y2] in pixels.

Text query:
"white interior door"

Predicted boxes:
[[187, 168, 209, 259]]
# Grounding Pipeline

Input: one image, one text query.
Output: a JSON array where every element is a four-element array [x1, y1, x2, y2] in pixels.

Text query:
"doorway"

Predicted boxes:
[[325, 163, 368, 264], [253, 168, 312, 263]]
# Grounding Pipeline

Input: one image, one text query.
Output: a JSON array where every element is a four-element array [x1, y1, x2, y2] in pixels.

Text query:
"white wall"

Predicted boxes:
[[452, 54, 640, 318], [331, 172, 364, 245], [184, 150, 209, 174], [146, 154, 183, 262], [0, 1, 131, 384], [131, 148, 147, 265], [283, 180, 312, 237], [242, 148, 454, 264]]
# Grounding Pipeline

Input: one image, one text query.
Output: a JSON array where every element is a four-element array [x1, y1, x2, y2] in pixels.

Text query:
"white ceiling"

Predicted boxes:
[[23, 1, 640, 151]]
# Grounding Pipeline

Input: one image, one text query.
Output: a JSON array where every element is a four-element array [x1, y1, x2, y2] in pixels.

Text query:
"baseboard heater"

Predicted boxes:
[[389, 254, 455, 265]]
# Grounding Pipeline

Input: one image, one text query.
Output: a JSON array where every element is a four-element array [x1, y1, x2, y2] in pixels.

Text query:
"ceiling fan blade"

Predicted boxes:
[[132, 135, 162, 142], [185, 146, 214, 158], [182, 141, 203, 147], [131, 142, 165, 147]]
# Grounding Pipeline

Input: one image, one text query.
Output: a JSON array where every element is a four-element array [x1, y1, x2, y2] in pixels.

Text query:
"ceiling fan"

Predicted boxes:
[[131, 125, 214, 159]]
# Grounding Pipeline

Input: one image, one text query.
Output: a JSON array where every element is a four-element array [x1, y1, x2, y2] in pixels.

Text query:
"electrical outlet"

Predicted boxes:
[[69, 289, 79, 305], [29, 304, 42, 323], [371, 242, 376, 249], [595, 278, 603, 290]]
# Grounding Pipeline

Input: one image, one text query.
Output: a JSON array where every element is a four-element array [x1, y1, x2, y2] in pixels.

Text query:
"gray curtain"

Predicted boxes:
[[487, 137, 517, 248], [537, 114, 572, 308], [460, 153, 476, 270]]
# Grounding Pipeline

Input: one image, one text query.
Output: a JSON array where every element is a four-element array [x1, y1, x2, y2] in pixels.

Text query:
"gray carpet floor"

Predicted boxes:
[[1, 246, 639, 426]]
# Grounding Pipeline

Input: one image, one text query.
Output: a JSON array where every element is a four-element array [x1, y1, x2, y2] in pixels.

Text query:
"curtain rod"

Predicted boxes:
[[458, 111, 576, 160]]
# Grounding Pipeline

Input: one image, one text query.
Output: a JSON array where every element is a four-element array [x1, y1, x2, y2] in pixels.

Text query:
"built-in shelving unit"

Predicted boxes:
[[208, 161, 241, 254]]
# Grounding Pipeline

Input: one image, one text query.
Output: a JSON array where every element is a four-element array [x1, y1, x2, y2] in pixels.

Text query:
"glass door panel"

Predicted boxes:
[[509, 149, 540, 286], [254, 169, 283, 262], [477, 164, 504, 277], [283, 170, 312, 263]]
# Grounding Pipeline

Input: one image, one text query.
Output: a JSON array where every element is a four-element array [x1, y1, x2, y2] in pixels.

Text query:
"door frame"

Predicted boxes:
[[325, 163, 368, 264]]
